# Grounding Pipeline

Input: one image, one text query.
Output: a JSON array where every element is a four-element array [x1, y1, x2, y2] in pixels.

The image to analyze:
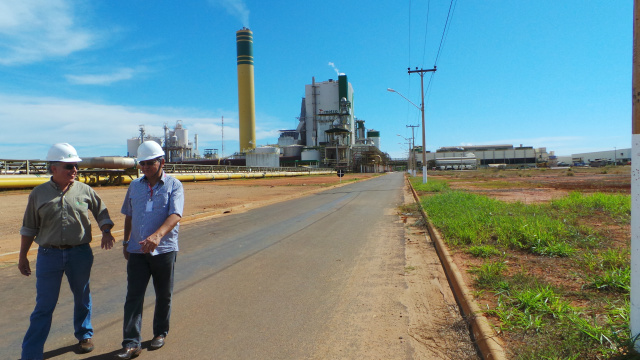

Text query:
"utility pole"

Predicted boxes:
[[408, 66, 436, 183], [406, 124, 419, 176], [632, 0, 640, 350], [221, 116, 224, 158]]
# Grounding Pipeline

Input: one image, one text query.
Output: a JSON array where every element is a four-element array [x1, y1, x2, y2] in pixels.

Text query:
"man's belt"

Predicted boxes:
[[41, 244, 82, 250]]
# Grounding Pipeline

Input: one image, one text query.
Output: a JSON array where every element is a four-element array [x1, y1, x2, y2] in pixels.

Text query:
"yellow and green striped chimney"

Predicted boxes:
[[236, 28, 256, 153]]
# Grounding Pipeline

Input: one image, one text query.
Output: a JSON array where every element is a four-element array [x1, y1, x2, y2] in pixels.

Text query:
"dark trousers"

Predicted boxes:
[[122, 251, 176, 347]]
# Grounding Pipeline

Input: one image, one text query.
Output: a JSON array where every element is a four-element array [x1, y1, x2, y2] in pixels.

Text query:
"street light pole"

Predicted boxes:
[[397, 134, 413, 174], [406, 125, 418, 176], [408, 67, 437, 184], [388, 87, 426, 180]]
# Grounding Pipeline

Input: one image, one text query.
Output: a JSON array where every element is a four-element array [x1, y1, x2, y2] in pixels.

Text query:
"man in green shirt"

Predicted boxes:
[[18, 143, 116, 360]]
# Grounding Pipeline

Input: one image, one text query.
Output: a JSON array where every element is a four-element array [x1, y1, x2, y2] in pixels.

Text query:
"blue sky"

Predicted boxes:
[[0, 0, 632, 160]]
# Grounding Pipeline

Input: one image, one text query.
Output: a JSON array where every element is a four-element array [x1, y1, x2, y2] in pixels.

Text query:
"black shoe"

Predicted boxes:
[[150, 335, 165, 350], [116, 345, 142, 359]]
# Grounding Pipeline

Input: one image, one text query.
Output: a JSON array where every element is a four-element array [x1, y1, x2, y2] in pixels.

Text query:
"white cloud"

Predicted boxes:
[[65, 68, 137, 85], [0, 94, 289, 159], [0, 0, 94, 65]]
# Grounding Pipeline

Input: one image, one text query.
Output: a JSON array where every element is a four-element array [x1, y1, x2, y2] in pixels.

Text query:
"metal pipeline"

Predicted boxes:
[[80, 157, 137, 169], [0, 170, 335, 189]]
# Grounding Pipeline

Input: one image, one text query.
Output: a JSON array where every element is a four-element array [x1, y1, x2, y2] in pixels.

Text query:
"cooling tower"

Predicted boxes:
[[236, 28, 256, 152]]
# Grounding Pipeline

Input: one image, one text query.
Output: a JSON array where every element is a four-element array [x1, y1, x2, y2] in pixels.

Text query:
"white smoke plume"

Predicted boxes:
[[210, 0, 250, 28], [328, 62, 343, 77]]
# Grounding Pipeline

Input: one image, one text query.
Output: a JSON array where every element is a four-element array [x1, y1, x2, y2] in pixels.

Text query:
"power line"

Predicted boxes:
[[408, 0, 412, 69], [421, 0, 431, 67], [433, 0, 458, 67], [424, 0, 458, 108]]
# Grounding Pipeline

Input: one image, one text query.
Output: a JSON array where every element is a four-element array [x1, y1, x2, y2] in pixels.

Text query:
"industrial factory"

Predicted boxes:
[[402, 144, 552, 170], [273, 74, 387, 172], [129, 27, 388, 172], [233, 28, 387, 172], [127, 121, 199, 162]]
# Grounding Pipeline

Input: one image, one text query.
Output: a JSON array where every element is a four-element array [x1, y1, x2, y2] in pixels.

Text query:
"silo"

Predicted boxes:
[[283, 145, 304, 157], [367, 130, 380, 149], [175, 127, 188, 147], [236, 28, 256, 153], [127, 138, 141, 157]]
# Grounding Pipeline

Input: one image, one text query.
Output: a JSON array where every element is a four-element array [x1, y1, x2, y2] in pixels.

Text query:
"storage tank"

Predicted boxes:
[[283, 145, 304, 157], [127, 138, 141, 157], [175, 127, 188, 147], [301, 148, 321, 162], [367, 130, 380, 149]]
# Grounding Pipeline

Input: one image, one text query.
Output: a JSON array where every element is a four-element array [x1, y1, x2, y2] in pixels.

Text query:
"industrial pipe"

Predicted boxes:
[[0, 171, 335, 190], [80, 157, 137, 169]]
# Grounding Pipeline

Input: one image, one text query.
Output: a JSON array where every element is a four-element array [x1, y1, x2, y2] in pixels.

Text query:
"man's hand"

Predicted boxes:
[[18, 235, 34, 276], [101, 232, 115, 250], [139, 233, 162, 253], [123, 245, 129, 260], [18, 256, 31, 276]]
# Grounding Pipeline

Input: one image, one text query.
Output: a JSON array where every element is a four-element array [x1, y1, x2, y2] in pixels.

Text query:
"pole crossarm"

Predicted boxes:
[[407, 67, 437, 75]]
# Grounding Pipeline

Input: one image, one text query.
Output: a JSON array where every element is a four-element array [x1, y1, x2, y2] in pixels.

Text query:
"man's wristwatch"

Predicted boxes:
[[102, 228, 111, 234], [122, 241, 129, 246]]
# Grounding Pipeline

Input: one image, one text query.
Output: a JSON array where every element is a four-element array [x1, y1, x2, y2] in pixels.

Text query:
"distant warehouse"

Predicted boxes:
[[411, 144, 550, 169], [572, 148, 631, 167]]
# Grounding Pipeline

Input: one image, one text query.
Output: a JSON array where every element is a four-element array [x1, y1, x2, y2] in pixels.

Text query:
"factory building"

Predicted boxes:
[[127, 121, 199, 162], [572, 148, 631, 166], [416, 144, 550, 169], [278, 75, 387, 172]]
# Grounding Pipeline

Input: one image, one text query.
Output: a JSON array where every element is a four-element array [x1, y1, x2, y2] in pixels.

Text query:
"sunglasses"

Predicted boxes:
[[139, 159, 159, 166], [61, 163, 79, 170]]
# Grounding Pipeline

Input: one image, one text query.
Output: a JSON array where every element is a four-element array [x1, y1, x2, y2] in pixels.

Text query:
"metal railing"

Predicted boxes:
[[163, 163, 334, 174], [0, 160, 48, 175], [0, 159, 335, 176]]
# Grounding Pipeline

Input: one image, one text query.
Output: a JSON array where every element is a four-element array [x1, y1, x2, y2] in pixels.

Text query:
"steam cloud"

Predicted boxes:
[[328, 62, 343, 77], [211, 0, 250, 27]]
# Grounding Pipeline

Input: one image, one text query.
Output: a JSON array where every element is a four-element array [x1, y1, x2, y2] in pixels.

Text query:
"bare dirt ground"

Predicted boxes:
[[444, 167, 630, 203]]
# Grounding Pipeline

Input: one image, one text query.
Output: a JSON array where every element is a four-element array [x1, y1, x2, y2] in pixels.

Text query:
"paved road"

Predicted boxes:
[[0, 172, 427, 359]]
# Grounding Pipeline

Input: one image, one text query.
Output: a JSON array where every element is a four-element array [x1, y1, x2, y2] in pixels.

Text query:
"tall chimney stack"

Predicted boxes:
[[236, 28, 256, 153]]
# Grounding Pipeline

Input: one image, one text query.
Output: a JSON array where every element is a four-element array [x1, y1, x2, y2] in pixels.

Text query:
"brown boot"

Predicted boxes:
[[78, 338, 94, 353]]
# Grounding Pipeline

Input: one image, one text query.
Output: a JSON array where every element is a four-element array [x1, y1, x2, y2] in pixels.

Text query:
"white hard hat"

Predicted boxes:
[[137, 141, 165, 161], [46, 143, 82, 162]]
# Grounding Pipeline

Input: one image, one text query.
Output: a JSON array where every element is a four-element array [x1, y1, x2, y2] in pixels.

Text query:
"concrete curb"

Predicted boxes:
[[406, 176, 507, 360]]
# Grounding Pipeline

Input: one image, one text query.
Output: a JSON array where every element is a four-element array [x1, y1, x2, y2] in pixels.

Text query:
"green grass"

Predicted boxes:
[[409, 176, 634, 358], [550, 191, 631, 219], [467, 245, 502, 258], [411, 177, 450, 192], [420, 190, 582, 256]]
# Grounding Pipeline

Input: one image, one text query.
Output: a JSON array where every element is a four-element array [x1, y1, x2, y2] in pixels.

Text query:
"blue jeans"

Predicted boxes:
[[122, 251, 176, 348], [22, 244, 94, 360]]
